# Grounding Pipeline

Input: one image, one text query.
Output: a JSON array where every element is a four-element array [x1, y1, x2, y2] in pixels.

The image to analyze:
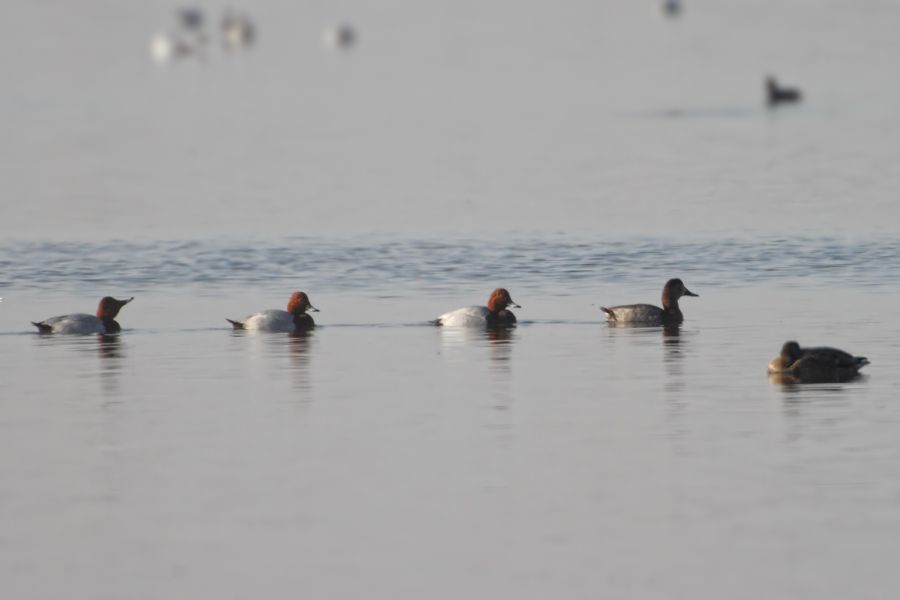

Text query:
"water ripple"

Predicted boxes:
[[2, 235, 899, 293]]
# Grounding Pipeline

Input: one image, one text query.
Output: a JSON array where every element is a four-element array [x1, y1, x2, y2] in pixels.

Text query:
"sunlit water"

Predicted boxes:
[[3, 0, 900, 598]]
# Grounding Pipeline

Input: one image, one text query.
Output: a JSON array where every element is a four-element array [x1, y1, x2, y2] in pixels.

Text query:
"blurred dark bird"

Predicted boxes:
[[766, 76, 803, 106], [177, 7, 205, 31], [662, 0, 681, 18], [768, 341, 868, 383]]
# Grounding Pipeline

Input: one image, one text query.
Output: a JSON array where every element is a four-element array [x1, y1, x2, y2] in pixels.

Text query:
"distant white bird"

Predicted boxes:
[[322, 23, 357, 49], [222, 11, 256, 49]]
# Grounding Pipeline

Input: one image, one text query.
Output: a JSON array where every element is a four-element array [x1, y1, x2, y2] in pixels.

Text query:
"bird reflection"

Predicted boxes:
[[287, 330, 314, 393], [97, 334, 124, 360], [607, 321, 688, 395], [439, 325, 516, 370], [96, 335, 126, 399], [485, 327, 515, 367], [661, 324, 687, 397], [770, 374, 859, 391], [606, 321, 685, 361], [662, 322, 681, 346]]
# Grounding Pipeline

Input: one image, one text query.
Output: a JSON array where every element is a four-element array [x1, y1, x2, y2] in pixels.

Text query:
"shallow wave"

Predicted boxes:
[[3, 235, 899, 292]]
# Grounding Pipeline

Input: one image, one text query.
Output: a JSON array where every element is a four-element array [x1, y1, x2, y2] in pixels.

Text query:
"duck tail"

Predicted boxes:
[[857, 357, 870, 368], [600, 307, 615, 321], [226, 319, 245, 330], [31, 321, 52, 334], [430, 318, 443, 327]]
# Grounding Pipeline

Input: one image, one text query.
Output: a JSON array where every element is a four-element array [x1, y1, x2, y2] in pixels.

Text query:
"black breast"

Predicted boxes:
[[293, 313, 316, 330], [486, 310, 516, 326]]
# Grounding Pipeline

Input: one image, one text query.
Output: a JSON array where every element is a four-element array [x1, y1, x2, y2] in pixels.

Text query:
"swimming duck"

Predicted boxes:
[[32, 297, 134, 334], [766, 76, 802, 106], [433, 288, 520, 327], [768, 341, 868, 383], [601, 278, 698, 325], [227, 291, 318, 332]]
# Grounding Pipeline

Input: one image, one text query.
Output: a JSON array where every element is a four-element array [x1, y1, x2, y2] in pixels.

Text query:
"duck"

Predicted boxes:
[[768, 341, 868, 383], [766, 76, 802, 106], [662, 0, 681, 18], [322, 23, 357, 50], [221, 11, 255, 50], [433, 288, 520, 327], [176, 7, 205, 32], [149, 31, 196, 63], [32, 297, 134, 334], [227, 291, 318, 332], [601, 278, 698, 325]]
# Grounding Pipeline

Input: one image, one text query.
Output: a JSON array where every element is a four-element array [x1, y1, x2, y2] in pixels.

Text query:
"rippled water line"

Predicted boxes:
[[3, 235, 900, 292]]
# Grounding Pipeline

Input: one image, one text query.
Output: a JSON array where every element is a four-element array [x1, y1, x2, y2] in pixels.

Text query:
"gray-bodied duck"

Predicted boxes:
[[433, 288, 520, 328], [601, 278, 698, 325], [768, 341, 869, 383], [32, 296, 133, 334], [227, 291, 318, 332]]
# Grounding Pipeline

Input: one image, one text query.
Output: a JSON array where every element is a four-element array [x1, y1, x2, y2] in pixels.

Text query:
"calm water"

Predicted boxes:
[[3, 0, 900, 598]]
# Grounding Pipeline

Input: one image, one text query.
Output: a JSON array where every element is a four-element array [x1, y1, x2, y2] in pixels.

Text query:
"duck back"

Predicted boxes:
[[242, 310, 296, 332], [435, 306, 491, 327], [601, 304, 665, 324], [33, 314, 106, 334]]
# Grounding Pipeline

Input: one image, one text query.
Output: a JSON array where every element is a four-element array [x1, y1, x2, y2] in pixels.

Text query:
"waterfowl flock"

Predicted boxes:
[[149, 6, 359, 63], [149, 6, 257, 63], [29, 280, 869, 385]]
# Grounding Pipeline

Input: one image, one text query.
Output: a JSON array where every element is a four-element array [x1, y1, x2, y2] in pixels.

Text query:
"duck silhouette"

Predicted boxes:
[[768, 341, 868, 383], [766, 76, 802, 106]]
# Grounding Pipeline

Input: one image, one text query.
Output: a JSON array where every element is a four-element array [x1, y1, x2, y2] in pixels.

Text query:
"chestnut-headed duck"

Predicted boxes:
[[766, 76, 802, 106], [768, 341, 869, 383], [601, 278, 698, 325], [227, 291, 318, 332], [32, 297, 133, 334], [433, 288, 520, 327]]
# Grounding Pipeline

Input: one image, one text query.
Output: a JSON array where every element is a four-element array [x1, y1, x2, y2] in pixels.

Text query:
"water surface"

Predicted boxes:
[[3, 0, 900, 598]]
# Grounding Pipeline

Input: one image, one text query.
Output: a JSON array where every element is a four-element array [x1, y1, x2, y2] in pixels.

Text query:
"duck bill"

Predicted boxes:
[[116, 297, 134, 307], [307, 305, 320, 312], [683, 288, 698, 297], [509, 301, 521, 309]]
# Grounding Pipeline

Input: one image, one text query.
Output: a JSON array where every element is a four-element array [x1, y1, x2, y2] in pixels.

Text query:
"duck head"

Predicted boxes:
[[780, 341, 802, 363], [287, 291, 318, 315], [768, 341, 803, 373], [662, 278, 698, 307], [487, 288, 520, 313], [96, 296, 133, 319]]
